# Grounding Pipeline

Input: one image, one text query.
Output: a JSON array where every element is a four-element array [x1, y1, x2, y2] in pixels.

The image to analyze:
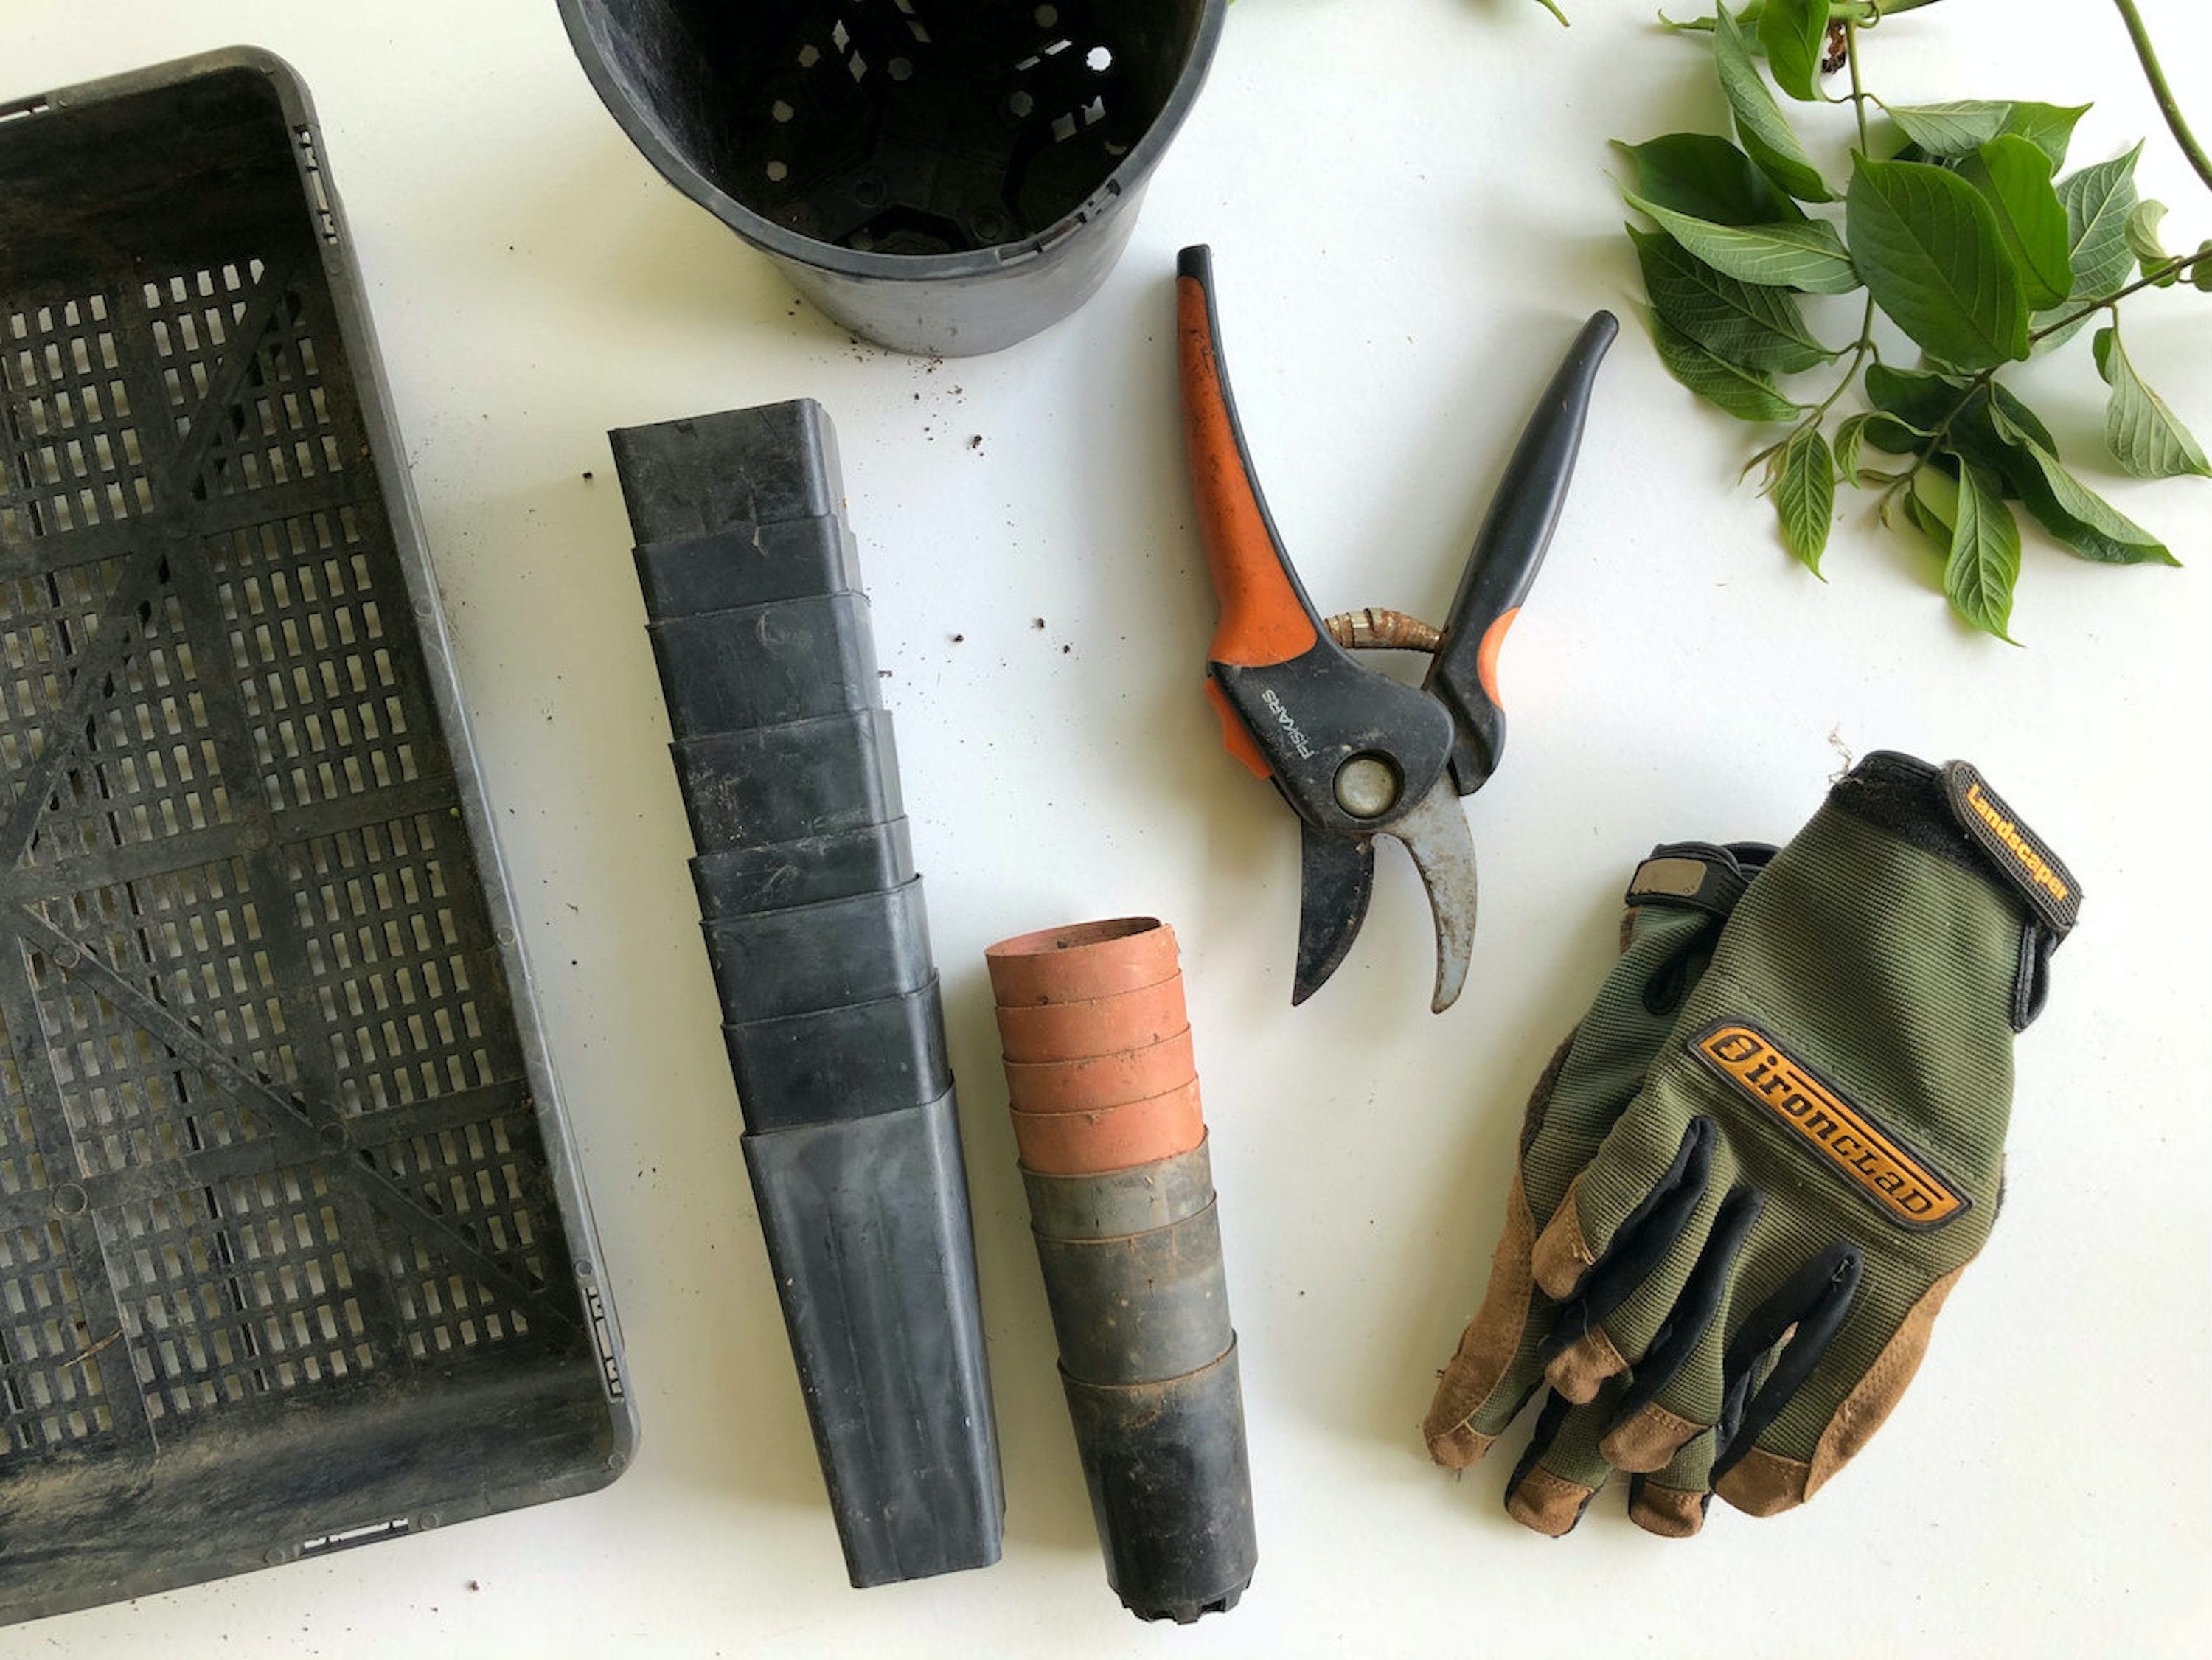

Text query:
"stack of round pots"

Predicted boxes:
[[986, 918, 1257, 1625]]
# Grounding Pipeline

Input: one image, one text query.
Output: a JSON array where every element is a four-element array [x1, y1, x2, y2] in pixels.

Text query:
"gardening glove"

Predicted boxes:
[[1521, 752, 2077, 1535], [1422, 840, 1774, 1529]]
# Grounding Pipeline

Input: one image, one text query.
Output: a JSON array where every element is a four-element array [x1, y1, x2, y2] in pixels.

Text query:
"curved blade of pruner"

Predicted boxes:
[[1295, 824, 1375, 1006], [1381, 775, 1481, 1013]]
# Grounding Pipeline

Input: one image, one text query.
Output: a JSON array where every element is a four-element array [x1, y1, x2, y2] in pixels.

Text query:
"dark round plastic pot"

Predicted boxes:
[[557, 0, 1228, 356], [1021, 1139, 1214, 1240]]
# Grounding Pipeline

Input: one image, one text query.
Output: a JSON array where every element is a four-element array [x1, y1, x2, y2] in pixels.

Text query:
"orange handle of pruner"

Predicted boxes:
[[1177, 247, 1320, 675]]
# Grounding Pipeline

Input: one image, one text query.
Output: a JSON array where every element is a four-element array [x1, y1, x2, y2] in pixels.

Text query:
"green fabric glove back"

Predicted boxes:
[[1422, 841, 1773, 1524], [1425, 753, 2078, 1538]]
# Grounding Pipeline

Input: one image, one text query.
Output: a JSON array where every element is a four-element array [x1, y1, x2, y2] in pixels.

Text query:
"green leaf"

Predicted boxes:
[[1624, 191, 1860, 291], [1945, 463, 2022, 642], [1861, 363, 1955, 456], [1895, 472, 1954, 567], [2194, 240, 2212, 293], [1904, 467, 1958, 549], [2124, 200, 2174, 284], [1986, 405, 2177, 566], [1863, 363, 1970, 430], [1630, 225, 1837, 373], [1759, 0, 1827, 101], [2094, 325, 2211, 479], [1715, 5, 1834, 201], [1646, 310, 1806, 421], [1770, 426, 1835, 569], [2018, 468, 2176, 565], [2004, 103, 2092, 170], [1612, 134, 1804, 225], [1883, 102, 2089, 170], [1665, 2, 1817, 39], [1860, 367, 2060, 492], [1846, 156, 2030, 368], [1884, 101, 2013, 157], [1955, 136, 2073, 310], [1986, 381, 2059, 455], [1834, 411, 1882, 484], [2056, 143, 2142, 302]]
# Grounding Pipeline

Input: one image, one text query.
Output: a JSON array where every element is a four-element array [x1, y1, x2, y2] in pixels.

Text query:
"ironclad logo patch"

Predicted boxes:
[[1693, 1023, 1967, 1229]]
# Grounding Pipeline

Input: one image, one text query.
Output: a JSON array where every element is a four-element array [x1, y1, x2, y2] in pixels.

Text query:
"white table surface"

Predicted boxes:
[[8, 1, 2210, 1654]]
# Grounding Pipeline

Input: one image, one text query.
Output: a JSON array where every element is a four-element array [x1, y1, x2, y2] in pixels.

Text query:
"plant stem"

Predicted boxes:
[[2110, 0, 2212, 197], [1845, 17, 1871, 151], [2031, 248, 2208, 343], [1840, 0, 1944, 19], [1813, 297, 1879, 423]]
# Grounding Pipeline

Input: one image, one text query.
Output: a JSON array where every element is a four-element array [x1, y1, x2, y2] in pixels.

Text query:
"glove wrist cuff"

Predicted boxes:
[[1829, 751, 2081, 1029], [1829, 753, 2079, 938], [1624, 841, 1775, 921]]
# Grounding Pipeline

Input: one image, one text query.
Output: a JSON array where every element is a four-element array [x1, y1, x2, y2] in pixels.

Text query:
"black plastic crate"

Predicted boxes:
[[0, 49, 633, 1622]]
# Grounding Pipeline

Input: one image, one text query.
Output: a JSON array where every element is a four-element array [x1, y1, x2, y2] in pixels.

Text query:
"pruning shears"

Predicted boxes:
[[1175, 245, 1615, 1012]]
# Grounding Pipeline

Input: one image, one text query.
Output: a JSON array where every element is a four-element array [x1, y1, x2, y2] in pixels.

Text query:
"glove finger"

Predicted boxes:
[[1531, 1092, 1719, 1301], [1598, 1184, 1763, 1471], [1627, 1428, 1716, 1538], [1424, 1173, 1554, 1468], [1503, 1384, 1624, 1538], [1528, 1117, 1725, 1400], [1714, 1256, 1967, 1518]]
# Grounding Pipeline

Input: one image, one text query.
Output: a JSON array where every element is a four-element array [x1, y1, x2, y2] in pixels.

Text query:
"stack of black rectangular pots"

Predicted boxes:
[[609, 399, 1003, 1588]]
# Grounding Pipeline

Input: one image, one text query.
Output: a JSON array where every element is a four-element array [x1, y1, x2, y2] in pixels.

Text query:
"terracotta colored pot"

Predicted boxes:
[[1004, 1027, 1196, 1114], [1010, 1080, 1205, 1175], [986, 917, 1180, 1008], [995, 976, 1189, 1064]]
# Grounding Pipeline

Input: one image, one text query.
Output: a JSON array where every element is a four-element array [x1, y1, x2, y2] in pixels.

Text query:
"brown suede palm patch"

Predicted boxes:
[[1423, 1175, 1537, 1468]]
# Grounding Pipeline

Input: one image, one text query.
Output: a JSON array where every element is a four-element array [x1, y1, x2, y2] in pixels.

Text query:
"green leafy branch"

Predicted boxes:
[[1621, 0, 2211, 640]]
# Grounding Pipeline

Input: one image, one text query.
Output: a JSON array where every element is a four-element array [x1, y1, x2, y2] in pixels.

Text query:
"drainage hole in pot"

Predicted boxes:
[[1034, 4, 1057, 24], [798, 43, 820, 67], [771, 100, 793, 123], [1009, 90, 1035, 118], [974, 212, 1011, 243], [767, 160, 790, 182], [1087, 46, 1112, 72], [888, 57, 913, 81]]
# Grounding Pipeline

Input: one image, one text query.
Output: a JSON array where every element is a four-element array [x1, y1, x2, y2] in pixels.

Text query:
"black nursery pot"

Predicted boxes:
[[558, 0, 1227, 355]]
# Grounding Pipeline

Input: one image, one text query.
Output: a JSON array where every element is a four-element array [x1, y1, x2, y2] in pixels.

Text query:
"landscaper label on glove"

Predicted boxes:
[[1691, 1024, 1966, 1229], [1941, 760, 2081, 936]]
